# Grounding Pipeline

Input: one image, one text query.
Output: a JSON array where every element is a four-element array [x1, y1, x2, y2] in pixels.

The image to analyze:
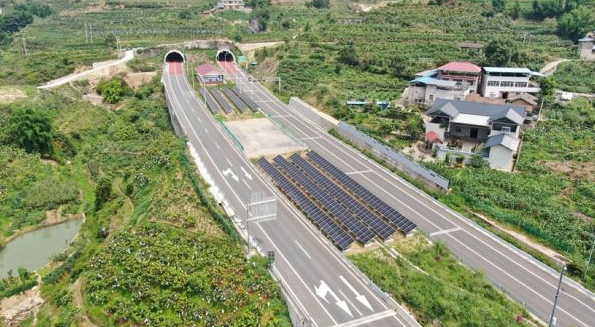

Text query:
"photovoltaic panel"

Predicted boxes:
[[222, 87, 249, 113], [289, 154, 395, 241], [200, 88, 221, 114], [306, 151, 417, 235], [272, 155, 376, 244], [257, 158, 354, 250], [209, 88, 234, 114], [232, 87, 260, 111]]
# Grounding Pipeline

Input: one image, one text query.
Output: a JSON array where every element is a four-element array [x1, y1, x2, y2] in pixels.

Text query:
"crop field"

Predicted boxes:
[[552, 61, 595, 94]]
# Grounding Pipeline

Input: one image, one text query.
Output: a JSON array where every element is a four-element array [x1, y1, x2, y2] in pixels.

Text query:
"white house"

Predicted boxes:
[[578, 33, 595, 60], [217, 0, 245, 10], [425, 99, 525, 171], [480, 67, 542, 99]]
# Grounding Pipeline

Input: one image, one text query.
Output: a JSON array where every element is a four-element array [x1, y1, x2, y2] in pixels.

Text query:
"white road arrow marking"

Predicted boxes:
[[340, 275, 373, 311], [240, 166, 252, 180], [315, 280, 353, 317], [222, 168, 239, 182]]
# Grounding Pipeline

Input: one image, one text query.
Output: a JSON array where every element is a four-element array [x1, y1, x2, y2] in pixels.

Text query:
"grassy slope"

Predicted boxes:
[[552, 61, 595, 94]]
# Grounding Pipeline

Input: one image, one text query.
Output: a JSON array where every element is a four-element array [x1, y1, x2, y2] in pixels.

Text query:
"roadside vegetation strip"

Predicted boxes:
[[350, 235, 536, 327], [178, 138, 241, 241]]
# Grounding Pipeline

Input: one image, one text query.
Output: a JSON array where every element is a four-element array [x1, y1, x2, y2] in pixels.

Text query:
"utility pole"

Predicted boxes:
[[584, 236, 595, 282], [85, 23, 89, 43], [548, 264, 566, 327], [21, 37, 29, 57]]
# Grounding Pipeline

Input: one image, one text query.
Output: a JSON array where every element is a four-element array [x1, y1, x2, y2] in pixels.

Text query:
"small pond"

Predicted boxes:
[[0, 219, 83, 279]]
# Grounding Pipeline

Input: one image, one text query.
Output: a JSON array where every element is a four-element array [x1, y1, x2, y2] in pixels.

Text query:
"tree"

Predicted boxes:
[[492, 0, 506, 13], [7, 107, 54, 156], [338, 45, 359, 66], [97, 78, 124, 104], [470, 155, 488, 168], [484, 39, 518, 66], [95, 177, 112, 211], [511, 0, 522, 19], [558, 7, 595, 41], [539, 76, 557, 99], [178, 9, 192, 20], [312, 0, 330, 9]]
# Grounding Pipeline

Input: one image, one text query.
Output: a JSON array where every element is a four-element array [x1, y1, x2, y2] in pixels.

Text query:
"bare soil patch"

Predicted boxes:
[[542, 160, 595, 180], [123, 72, 157, 90], [0, 283, 44, 327], [0, 87, 27, 104]]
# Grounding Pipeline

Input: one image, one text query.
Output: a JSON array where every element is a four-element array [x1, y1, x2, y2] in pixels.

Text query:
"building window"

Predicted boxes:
[[429, 95, 434, 100], [487, 81, 499, 86], [455, 126, 462, 133], [515, 82, 528, 87], [501, 81, 515, 87]]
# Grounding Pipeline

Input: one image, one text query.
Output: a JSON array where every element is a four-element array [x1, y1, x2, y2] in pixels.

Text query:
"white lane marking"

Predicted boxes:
[[294, 240, 312, 259], [345, 170, 372, 175], [339, 275, 373, 312], [339, 289, 363, 317], [301, 136, 323, 140], [222, 168, 239, 182], [257, 225, 338, 325], [204, 127, 209, 134], [242, 179, 252, 190], [429, 227, 462, 237], [241, 166, 253, 180], [197, 117, 202, 123], [167, 73, 331, 325], [331, 310, 397, 327], [225, 158, 233, 166], [315, 280, 352, 317], [174, 70, 400, 320], [215, 142, 220, 149], [445, 233, 590, 327]]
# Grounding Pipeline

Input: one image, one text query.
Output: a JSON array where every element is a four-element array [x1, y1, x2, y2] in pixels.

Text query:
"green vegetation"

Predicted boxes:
[[552, 60, 595, 94], [4, 107, 55, 156], [0, 268, 37, 300], [351, 235, 533, 326]]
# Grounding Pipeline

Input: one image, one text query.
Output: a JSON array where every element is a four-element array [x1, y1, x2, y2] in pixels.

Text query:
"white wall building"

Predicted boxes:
[[480, 67, 542, 99]]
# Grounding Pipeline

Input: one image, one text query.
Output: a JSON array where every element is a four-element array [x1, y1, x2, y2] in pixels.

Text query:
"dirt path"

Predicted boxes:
[[0, 276, 44, 327], [71, 278, 99, 327], [539, 58, 572, 76]]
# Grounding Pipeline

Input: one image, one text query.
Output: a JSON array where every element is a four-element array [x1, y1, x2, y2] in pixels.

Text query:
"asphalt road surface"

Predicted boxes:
[[163, 62, 416, 327], [219, 62, 595, 327]]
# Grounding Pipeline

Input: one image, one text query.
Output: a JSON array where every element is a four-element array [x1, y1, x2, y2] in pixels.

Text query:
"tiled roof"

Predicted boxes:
[[485, 133, 520, 151], [425, 131, 442, 143], [196, 64, 223, 76], [437, 62, 482, 73], [426, 99, 526, 126]]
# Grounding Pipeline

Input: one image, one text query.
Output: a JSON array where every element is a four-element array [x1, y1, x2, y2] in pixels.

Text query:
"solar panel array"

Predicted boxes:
[[289, 154, 395, 241], [307, 151, 417, 235], [257, 158, 354, 250], [222, 88, 249, 113], [273, 155, 376, 245], [232, 87, 260, 111], [209, 88, 234, 114], [201, 88, 221, 114]]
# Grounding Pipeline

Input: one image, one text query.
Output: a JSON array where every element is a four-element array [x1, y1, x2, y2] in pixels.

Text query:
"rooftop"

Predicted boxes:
[[483, 67, 543, 76], [437, 62, 482, 73], [427, 99, 526, 126], [196, 64, 223, 76], [485, 133, 520, 151], [410, 76, 459, 88]]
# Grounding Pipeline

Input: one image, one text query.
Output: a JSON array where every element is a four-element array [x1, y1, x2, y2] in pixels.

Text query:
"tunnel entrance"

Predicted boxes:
[[164, 50, 185, 63], [216, 50, 235, 62]]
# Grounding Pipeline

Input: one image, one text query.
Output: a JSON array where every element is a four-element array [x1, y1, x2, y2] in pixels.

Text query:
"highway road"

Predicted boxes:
[[220, 62, 595, 327], [162, 61, 417, 327]]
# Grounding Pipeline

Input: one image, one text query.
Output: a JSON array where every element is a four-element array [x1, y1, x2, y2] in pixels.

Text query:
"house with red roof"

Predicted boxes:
[[196, 64, 224, 85], [435, 62, 482, 92]]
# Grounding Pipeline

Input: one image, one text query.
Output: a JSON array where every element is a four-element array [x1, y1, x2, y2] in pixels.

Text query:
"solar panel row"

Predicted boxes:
[[257, 158, 354, 250], [209, 88, 234, 114], [273, 155, 376, 245], [222, 88, 250, 113], [289, 154, 396, 241], [232, 87, 260, 111], [307, 151, 417, 235], [201, 88, 221, 114]]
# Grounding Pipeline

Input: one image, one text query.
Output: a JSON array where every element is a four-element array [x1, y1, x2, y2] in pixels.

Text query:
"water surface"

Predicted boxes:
[[0, 219, 82, 278]]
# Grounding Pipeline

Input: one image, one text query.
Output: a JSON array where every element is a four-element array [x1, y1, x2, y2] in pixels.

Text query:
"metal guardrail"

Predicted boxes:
[[261, 110, 307, 148], [217, 119, 245, 152], [336, 122, 450, 191]]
